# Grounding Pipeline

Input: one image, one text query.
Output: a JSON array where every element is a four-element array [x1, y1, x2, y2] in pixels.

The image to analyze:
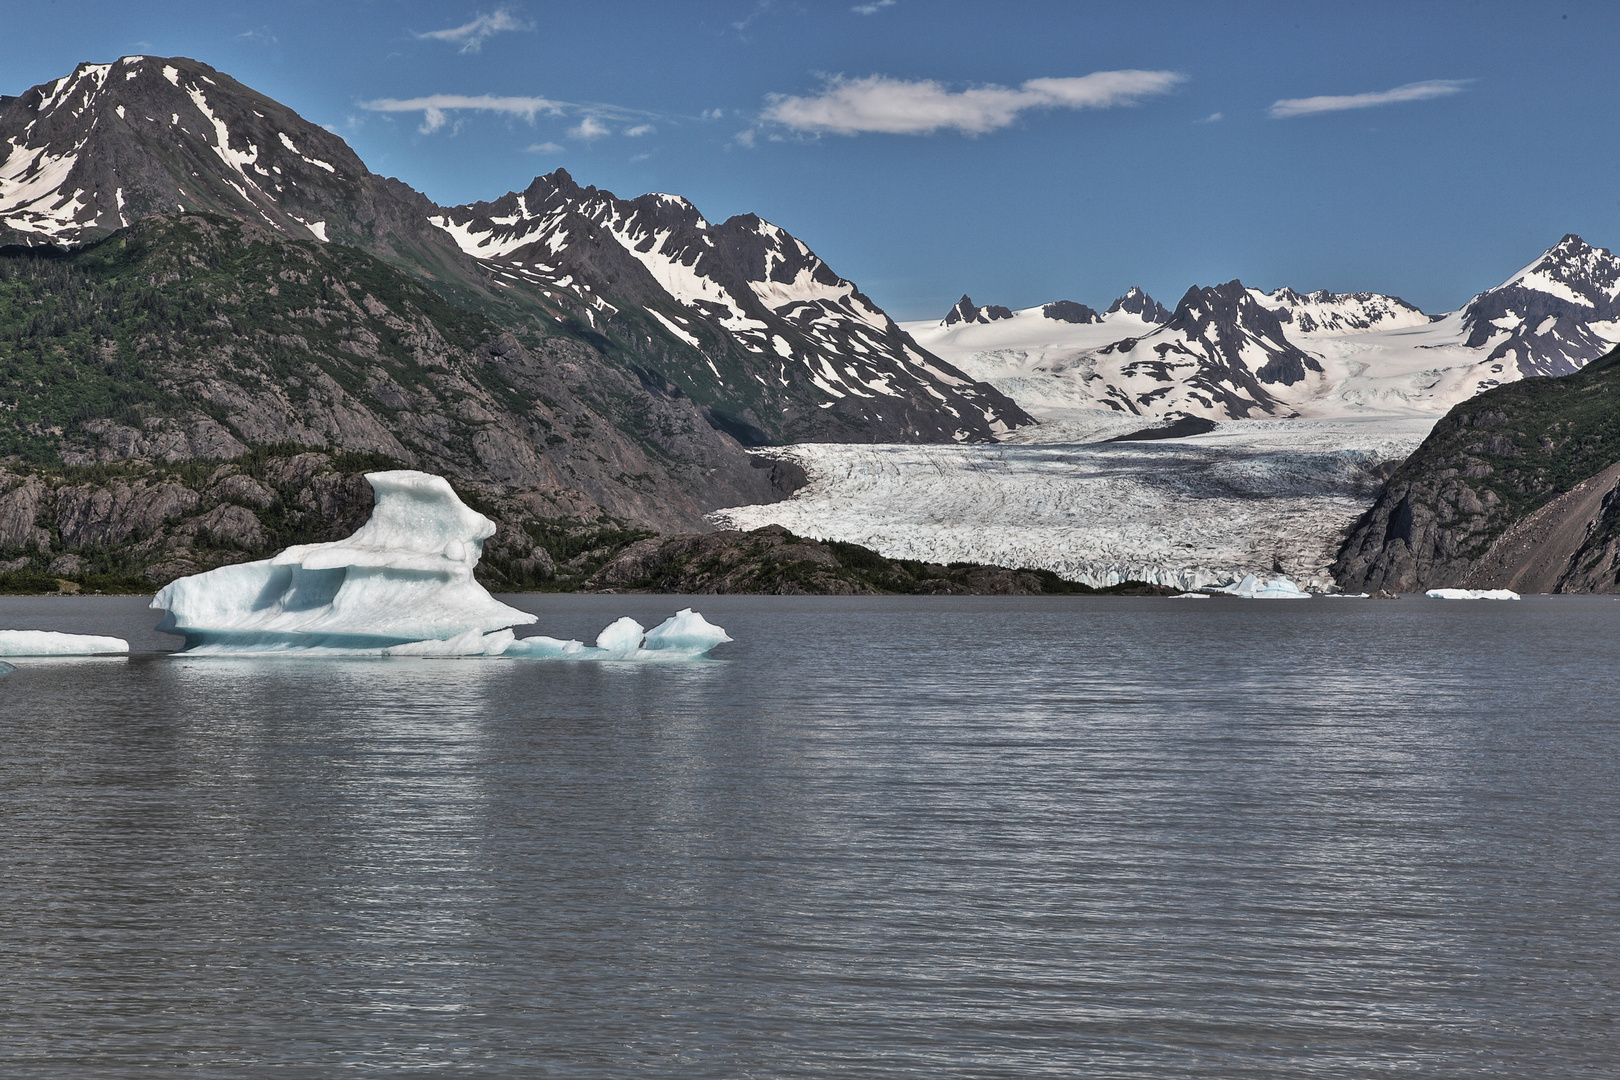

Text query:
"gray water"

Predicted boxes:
[[2, 593, 1618, 1077]]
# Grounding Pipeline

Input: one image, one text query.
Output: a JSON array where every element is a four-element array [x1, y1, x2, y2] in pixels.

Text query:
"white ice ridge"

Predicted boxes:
[[1426, 588, 1522, 600], [150, 470, 732, 659], [0, 630, 130, 656]]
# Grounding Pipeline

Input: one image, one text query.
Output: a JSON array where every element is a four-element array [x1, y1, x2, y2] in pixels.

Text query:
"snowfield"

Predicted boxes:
[[712, 417, 1432, 590]]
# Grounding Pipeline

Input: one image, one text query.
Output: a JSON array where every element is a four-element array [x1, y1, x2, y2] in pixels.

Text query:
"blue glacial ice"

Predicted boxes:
[[150, 470, 731, 659], [0, 630, 130, 656]]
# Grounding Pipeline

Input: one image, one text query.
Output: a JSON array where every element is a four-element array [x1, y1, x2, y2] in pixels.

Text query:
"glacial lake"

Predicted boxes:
[[3, 593, 1618, 1078]]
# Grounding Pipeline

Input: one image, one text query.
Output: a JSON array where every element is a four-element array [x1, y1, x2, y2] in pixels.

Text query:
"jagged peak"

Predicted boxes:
[[942, 294, 1012, 326], [1106, 286, 1171, 323]]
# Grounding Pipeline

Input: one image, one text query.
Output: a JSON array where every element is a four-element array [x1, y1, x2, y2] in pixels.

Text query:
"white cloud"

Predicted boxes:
[[361, 94, 565, 133], [415, 8, 530, 53], [1201, 111, 1223, 123], [569, 115, 611, 140], [525, 141, 563, 153], [702, 108, 726, 120], [1269, 79, 1470, 119], [624, 124, 655, 136], [852, 0, 895, 13], [734, 128, 757, 148], [761, 70, 1184, 135]]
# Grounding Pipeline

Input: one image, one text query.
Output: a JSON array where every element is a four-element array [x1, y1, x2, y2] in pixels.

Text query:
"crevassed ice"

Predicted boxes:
[[150, 469, 732, 659]]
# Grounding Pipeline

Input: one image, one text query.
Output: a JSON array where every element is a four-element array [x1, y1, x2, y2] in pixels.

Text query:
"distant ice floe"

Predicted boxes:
[[1426, 588, 1521, 601], [150, 470, 731, 660], [1211, 573, 1311, 599], [0, 630, 130, 656]]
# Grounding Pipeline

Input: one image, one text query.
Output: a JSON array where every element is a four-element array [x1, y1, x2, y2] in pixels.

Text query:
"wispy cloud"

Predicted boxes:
[[1269, 79, 1470, 119], [361, 93, 565, 133], [1200, 111, 1223, 123], [569, 115, 611, 140], [852, 0, 895, 13], [733, 1, 773, 32], [759, 70, 1184, 136], [525, 141, 563, 153], [624, 124, 655, 136], [415, 8, 530, 53]]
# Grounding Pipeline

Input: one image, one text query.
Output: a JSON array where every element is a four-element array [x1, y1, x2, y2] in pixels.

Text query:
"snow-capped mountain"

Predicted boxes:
[[1251, 287, 1429, 334], [906, 236, 1620, 425], [0, 57, 440, 259], [1456, 234, 1620, 377], [429, 170, 1029, 443], [0, 56, 1026, 446]]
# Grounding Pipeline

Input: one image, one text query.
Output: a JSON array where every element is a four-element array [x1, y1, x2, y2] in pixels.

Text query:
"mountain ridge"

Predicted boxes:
[[1, 56, 1029, 448]]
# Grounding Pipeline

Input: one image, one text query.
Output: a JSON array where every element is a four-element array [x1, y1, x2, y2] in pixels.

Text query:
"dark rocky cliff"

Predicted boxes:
[[1334, 348, 1620, 593]]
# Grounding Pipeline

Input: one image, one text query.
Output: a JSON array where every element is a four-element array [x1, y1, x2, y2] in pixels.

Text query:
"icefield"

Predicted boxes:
[[0, 630, 130, 656], [151, 470, 731, 660], [712, 417, 1431, 591], [1426, 588, 1522, 601]]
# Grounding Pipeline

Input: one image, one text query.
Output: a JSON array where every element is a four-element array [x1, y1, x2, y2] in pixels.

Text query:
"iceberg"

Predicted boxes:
[[150, 469, 733, 659], [1426, 588, 1521, 600], [0, 630, 130, 656], [152, 470, 537, 653], [1211, 573, 1312, 599]]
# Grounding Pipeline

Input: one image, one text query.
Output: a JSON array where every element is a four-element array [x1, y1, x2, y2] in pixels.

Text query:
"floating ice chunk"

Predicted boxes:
[[1212, 573, 1311, 599], [642, 608, 733, 654], [383, 628, 516, 657], [501, 635, 588, 658], [0, 660, 14, 675], [501, 610, 732, 661], [1170, 592, 1210, 599], [594, 616, 646, 654], [0, 630, 130, 655], [1426, 588, 1521, 600], [151, 470, 537, 653]]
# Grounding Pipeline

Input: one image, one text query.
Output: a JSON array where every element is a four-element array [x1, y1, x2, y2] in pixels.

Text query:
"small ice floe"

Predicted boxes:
[[150, 470, 733, 659], [1426, 588, 1521, 601], [1319, 592, 1371, 599], [1212, 573, 1311, 599], [504, 609, 732, 661], [0, 630, 130, 656], [1170, 592, 1210, 599]]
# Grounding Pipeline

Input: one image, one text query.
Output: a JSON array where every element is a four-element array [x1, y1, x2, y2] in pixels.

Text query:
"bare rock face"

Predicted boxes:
[[0, 479, 52, 551], [55, 482, 201, 548]]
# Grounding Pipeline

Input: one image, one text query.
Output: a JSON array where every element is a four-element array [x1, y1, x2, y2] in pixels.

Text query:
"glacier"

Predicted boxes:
[[1426, 588, 1522, 601], [151, 470, 731, 659], [712, 417, 1430, 591], [0, 630, 130, 656]]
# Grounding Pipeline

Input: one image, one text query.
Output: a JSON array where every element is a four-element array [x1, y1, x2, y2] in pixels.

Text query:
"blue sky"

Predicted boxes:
[[4, 2, 1617, 319]]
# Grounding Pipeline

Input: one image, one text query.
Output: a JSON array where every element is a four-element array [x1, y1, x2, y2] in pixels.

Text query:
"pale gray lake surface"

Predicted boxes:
[[2, 593, 1618, 1077]]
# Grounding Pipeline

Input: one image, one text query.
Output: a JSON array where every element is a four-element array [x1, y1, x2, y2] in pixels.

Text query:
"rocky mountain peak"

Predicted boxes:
[[0, 55, 393, 249], [1460, 234, 1620, 377], [1106, 286, 1171, 323], [1041, 300, 1101, 324], [943, 295, 1013, 326]]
